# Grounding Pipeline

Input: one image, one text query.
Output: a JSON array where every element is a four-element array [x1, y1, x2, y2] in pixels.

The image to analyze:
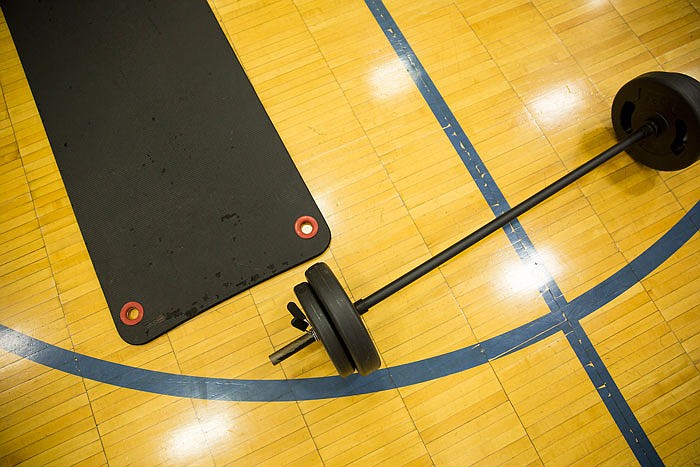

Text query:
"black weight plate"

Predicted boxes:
[[294, 282, 354, 377], [306, 263, 381, 376], [612, 71, 700, 171]]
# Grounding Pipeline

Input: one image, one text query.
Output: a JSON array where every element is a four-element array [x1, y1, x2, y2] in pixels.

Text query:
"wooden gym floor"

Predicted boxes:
[[1, 0, 699, 465]]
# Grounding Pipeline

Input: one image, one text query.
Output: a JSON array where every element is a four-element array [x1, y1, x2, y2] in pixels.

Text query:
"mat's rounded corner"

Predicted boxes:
[[286, 220, 331, 274], [315, 222, 332, 254], [111, 319, 157, 346], [116, 329, 152, 345]]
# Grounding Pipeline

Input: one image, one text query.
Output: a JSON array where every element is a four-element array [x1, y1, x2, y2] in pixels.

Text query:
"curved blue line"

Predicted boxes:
[[570, 200, 700, 321], [1, 201, 697, 401]]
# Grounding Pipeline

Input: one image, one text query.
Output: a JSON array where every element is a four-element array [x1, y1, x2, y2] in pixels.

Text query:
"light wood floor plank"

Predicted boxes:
[[1, 0, 699, 464]]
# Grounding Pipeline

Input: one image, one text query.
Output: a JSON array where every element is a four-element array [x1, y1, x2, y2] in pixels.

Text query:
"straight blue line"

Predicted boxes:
[[564, 319, 663, 465], [363, 0, 567, 312], [364, 0, 661, 464], [0, 4, 693, 462]]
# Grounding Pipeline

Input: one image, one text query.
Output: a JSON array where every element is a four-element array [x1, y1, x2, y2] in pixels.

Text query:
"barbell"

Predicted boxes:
[[269, 71, 700, 377]]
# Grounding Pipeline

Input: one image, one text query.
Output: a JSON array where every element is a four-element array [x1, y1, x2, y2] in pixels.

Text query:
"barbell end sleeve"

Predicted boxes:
[[354, 298, 369, 315], [268, 332, 317, 365]]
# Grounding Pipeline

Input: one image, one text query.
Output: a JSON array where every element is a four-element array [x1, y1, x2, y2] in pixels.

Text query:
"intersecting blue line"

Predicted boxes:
[[1, 201, 698, 400], [362, 1, 567, 312], [363, 1, 663, 464], [1, 3, 699, 465]]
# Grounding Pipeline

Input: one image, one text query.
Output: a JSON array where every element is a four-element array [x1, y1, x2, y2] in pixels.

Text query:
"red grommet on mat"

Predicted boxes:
[[120, 301, 144, 325], [294, 215, 319, 239]]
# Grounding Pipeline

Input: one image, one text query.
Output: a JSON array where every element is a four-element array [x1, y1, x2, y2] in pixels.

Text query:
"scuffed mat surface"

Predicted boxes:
[[0, 0, 330, 343]]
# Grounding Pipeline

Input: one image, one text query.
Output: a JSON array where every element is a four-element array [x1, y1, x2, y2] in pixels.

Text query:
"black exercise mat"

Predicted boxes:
[[2, 0, 330, 344]]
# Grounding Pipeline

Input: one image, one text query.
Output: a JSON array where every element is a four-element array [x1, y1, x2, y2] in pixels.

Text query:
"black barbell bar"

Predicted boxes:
[[269, 121, 659, 366]]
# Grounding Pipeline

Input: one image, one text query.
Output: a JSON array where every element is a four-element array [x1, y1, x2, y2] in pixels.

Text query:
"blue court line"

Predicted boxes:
[[559, 202, 700, 465], [0, 3, 696, 463], [362, 0, 568, 312], [362, 1, 666, 464], [0, 201, 697, 402], [564, 319, 662, 464]]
